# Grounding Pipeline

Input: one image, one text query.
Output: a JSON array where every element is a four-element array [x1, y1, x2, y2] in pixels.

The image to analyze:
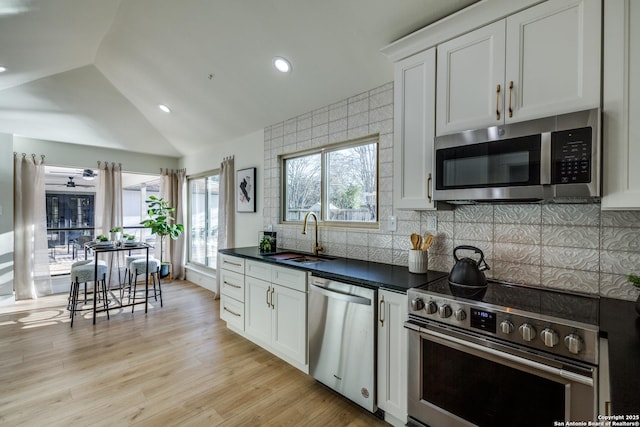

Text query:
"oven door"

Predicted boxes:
[[406, 321, 596, 427]]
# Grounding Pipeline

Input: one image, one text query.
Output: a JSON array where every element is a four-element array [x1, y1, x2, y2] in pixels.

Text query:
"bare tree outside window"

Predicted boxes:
[[285, 154, 321, 221]]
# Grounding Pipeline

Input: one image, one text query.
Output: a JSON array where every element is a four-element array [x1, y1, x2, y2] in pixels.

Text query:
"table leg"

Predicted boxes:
[[93, 260, 98, 324], [145, 247, 149, 313]]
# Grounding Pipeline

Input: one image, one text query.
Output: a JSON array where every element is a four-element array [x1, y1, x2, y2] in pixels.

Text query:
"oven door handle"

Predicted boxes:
[[406, 322, 594, 387]]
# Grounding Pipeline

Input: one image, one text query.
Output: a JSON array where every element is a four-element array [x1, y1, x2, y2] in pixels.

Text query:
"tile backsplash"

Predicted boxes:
[[263, 82, 640, 302]]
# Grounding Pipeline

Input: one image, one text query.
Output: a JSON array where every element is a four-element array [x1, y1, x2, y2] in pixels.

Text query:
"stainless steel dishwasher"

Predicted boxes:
[[308, 275, 377, 413]]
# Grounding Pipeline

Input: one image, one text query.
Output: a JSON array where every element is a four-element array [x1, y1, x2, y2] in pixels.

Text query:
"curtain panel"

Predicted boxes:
[[13, 153, 52, 300], [160, 168, 187, 280], [215, 156, 235, 297], [95, 161, 123, 236], [95, 161, 123, 286]]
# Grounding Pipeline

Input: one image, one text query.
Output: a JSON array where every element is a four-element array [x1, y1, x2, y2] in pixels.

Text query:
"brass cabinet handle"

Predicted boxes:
[[508, 81, 514, 118], [496, 84, 501, 120], [223, 280, 241, 289], [224, 260, 242, 267], [270, 287, 275, 310], [379, 295, 385, 327], [223, 306, 241, 317], [427, 173, 433, 203], [266, 287, 271, 308]]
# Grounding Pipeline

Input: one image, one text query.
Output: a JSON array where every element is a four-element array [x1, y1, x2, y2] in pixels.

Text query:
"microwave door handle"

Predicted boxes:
[[540, 132, 551, 185]]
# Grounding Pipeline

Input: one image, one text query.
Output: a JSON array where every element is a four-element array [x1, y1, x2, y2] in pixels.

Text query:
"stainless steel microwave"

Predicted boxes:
[[433, 109, 601, 203]]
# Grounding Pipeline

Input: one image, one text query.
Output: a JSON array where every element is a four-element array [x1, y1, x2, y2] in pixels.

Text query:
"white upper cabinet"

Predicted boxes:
[[393, 47, 436, 210], [602, 0, 640, 209], [436, 21, 506, 135], [436, 0, 601, 136]]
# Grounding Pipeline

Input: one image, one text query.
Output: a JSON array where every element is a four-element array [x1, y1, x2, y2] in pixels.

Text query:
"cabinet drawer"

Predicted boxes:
[[272, 265, 307, 292], [219, 269, 245, 302], [246, 259, 272, 281], [220, 254, 245, 274], [220, 294, 244, 331]]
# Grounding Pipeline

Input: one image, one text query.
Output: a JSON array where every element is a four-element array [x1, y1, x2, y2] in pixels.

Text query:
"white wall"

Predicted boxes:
[[13, 136, 180, 174], [0, 133, 14, 297], [180, 129, 264, 248]]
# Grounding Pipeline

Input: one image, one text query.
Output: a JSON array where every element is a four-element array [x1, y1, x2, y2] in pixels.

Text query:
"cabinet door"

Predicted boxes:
[[393, 47, 436, 210], [436, 20, 506, 135], [505, 0, 601, 122], [602, 0, 640, 209], [244, 276, 272, 346], [271, 285, 307, 366], [377, 290, 408, 423]]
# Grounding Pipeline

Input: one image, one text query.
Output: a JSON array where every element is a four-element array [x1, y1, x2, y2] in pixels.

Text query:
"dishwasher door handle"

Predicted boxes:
[[310, 284, 372, 306]]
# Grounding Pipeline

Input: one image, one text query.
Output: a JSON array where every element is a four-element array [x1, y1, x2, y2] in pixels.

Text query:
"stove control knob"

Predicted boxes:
[[425, 300, 437, 315], [410, 298, 425, 311], [454, 308, 466, 321], [519, 323, 537, 342], [564, 333, 584, 355], [540, 328, 559, 348], [500, 320, 515, 334], [438, 304, 452, 319]]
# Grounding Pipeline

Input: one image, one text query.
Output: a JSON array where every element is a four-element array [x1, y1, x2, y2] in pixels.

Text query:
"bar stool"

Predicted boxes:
[[127, 258, 162, 308], [68, 260, 109, 327], [121, 254, 146, 298]]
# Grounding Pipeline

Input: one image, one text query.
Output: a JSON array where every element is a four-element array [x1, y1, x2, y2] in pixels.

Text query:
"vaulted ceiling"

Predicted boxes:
[[0, 0, 478, 157]]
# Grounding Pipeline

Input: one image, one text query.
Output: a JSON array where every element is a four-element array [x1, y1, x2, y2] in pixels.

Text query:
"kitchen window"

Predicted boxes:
[[282, 136, 378, 226], [188, 172, 219, 269]]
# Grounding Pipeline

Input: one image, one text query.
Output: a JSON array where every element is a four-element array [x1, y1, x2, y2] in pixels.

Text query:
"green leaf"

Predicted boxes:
[[627, 274, 640, 287]]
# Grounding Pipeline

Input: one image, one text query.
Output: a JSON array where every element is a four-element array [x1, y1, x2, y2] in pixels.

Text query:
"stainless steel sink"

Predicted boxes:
[[266, 252, 335, 263], [290, 256, 326, 263]]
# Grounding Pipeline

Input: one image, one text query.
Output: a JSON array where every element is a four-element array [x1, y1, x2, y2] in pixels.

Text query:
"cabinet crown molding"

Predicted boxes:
[[380, 0, 544, 62]]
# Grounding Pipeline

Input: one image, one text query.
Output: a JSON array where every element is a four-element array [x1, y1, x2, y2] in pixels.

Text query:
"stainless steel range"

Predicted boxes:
[[406, 278, 599, 427]]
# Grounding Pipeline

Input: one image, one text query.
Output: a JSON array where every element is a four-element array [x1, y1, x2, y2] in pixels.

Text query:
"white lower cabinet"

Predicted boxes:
[[244, 261, 308, 373], [377, 289, 408, 425]]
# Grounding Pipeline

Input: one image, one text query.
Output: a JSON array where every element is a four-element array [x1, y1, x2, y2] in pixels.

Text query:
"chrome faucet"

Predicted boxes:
[[302, 212, 324, 256]]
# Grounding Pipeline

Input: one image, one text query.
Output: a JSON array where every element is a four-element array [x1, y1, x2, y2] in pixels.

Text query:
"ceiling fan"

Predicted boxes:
[[46, 176, 94, 188], [65, 177, 95, 188]]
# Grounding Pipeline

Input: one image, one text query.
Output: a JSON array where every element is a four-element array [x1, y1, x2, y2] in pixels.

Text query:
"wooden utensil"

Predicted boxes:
[[410, 233, 421, 250], [422, 233, 435, 251]]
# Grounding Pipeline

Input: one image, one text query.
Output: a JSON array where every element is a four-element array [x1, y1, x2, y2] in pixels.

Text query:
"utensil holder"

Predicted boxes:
[[408, 250, 428, 274]]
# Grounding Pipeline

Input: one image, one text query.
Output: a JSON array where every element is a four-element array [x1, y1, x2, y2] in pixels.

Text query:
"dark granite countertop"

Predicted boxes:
[[219, 246, 447, 292], [599, 298, 640, 416]]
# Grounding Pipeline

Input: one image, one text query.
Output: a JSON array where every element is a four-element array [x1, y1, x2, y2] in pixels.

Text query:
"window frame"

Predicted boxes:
[[187, 169, 220, 270], [280, 134, 380, 229]]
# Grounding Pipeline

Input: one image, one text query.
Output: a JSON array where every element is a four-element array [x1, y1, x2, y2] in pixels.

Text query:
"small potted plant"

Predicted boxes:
[[259, 235, 274, 253], [626, 274, 640, 315], [109, 227, 123, 242], [140, 195, 184, 277], [96, 234, 109, 242]]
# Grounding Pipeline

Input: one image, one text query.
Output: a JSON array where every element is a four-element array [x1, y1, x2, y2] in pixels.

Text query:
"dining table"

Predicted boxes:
[[84, 241, 152, 324]]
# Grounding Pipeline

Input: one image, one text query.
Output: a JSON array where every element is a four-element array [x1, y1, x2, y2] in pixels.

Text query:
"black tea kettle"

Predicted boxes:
[[448, 245, 490, 288]]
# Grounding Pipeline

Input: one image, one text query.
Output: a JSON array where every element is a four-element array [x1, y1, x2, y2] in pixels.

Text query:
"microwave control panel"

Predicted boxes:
[[551, 127, 592, 184]]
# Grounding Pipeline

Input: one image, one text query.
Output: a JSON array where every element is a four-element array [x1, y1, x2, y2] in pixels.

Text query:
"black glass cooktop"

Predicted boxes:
[[419, 278, 599, 326]]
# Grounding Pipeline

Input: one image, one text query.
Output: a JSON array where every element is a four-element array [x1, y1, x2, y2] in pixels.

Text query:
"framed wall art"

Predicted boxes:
[[237, 167, 256, 212]]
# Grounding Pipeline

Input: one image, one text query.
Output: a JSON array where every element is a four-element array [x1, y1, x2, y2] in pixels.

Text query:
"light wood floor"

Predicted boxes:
[[0, 280, 389, 427]]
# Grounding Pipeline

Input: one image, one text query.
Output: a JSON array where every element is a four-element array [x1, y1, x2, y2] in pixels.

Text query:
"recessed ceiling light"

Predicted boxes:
[[273, 57, 291, 73], [158, 104, 171, 113], [0, 66, 7, 73]]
